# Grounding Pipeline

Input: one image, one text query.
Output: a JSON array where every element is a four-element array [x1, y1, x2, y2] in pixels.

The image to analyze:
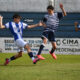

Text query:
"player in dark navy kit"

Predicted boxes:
[[37, 3, 67, 60]]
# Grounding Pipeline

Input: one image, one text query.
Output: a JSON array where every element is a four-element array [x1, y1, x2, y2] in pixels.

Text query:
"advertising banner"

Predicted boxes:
[[0, 38, 80, 54]]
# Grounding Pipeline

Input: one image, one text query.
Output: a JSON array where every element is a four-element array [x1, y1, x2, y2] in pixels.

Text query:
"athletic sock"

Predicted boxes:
[[38, 44, 45, 55], [50, 48, 55, 54], [28, 52, 35, 61], [9, 56, 16, 61], [31, 57, 35, 61]]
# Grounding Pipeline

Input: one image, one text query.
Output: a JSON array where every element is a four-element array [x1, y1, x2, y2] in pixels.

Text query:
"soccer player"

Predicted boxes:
[[74, 22, 80, 31], [37, 3, 67, 60], [0, 14, 42, 65]]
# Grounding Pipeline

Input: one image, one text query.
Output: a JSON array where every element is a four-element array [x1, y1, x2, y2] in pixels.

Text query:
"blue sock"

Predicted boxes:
[[10, 56, 16, 61], [50, 48, 55, 54], [28, 52, 33, 58], [38, 44, 45, 55]]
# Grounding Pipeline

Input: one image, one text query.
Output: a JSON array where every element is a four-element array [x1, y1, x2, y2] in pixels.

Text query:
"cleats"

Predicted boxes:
[[4, 58, 10, 65], [49, 52, 57, 60], [37, 55, 45, 60], [33, 58, 40, 64]]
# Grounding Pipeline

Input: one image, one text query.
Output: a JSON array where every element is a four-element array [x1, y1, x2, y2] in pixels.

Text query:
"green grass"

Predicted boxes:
[[0, 53, 80, 80]]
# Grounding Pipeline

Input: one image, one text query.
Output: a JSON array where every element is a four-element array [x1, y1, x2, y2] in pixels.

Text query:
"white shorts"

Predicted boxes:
[[15, 39, 27, 52]]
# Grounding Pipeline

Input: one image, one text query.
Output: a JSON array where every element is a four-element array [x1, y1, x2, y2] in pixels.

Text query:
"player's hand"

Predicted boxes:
[[60, 3, 63, 9], [38, 21, 43, 26]]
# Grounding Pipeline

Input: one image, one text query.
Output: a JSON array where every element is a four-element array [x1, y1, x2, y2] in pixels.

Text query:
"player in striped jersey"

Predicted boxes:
[[0, 14, 42, 65], [37, 3, 67, 60]]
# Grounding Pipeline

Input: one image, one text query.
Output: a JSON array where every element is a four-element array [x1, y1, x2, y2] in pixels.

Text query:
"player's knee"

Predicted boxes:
[[24, 44, 31, 53], [19, 53, 22, 57], [43, 38, 47, 44]]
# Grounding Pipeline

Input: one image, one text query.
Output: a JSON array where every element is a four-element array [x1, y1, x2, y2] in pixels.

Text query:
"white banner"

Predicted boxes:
[[0, 38, 80, 54]]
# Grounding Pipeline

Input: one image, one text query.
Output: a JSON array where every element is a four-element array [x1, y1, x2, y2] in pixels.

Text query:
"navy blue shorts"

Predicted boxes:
[[41, 31, 56, 42]]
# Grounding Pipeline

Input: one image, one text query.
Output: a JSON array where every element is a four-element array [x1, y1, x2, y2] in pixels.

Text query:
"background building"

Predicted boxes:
[[0, 0, 80, 12]]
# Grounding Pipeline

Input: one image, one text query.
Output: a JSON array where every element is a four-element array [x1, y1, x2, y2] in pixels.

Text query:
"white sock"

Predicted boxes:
[[8, 59, 11, 62], [31, 57, 35, 61]]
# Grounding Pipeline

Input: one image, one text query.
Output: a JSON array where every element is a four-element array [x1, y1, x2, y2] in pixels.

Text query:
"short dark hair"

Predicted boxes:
[[13, 13, 21, 19], [47, 5, 54, 10]]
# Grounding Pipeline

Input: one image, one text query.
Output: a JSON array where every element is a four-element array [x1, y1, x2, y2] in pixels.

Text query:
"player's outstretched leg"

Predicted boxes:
[[4, 51, 23, 65], [37, 43, 45, 60], [37, 38, 47, 60], [24, 44, 39, 64], [49, 42, 57, 60], [28, 52, 40, 64]]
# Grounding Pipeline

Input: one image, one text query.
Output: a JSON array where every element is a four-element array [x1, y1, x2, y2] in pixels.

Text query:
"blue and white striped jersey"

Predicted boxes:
[[43, 13, 63, 32], [5, 22, 28, 41]]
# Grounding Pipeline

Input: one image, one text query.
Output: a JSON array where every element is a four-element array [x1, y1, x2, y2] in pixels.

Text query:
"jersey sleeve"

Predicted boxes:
[[5, 22, 9, 29], [22, 23, 28, 29], [57, 13, 63, 20], [42, 15, 47, 23]]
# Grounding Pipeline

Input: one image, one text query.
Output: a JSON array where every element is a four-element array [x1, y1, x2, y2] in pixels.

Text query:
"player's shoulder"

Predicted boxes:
[[5, 21, 11, 25], [20, 21, 23, 23], [18, 21, 23, 25], [45, 13, 58, 16], [19, 21, 26, 24], [54, 12, 62, 17], [54, 12, 58, 14], [8, 21, 15, 24], [44, 14, 49, 18], [54, 12, 58, 16]]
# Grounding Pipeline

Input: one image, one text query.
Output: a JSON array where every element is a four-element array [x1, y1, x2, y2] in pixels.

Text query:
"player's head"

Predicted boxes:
[[13, 13, 21, 23], [47, 5, 54, 14]]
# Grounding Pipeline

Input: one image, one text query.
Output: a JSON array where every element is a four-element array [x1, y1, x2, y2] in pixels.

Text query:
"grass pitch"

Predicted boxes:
[[0, 53, 80, 80]]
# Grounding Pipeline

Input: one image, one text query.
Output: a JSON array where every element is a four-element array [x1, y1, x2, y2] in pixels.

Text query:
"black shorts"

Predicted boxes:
[[41, 31, 56, 42]]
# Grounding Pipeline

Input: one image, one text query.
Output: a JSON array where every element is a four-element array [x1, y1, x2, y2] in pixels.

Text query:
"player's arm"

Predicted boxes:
[[74, 22, 80, 31], [0, 16, 5, 29], [41, 22, 47, 28], [42, 17, 47, 28], [27, 21, 43, 29], [60, 3, 67, 16]]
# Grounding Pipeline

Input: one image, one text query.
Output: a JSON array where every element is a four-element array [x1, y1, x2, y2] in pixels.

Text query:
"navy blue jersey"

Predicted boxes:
[[43, 13, 63, 32]]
